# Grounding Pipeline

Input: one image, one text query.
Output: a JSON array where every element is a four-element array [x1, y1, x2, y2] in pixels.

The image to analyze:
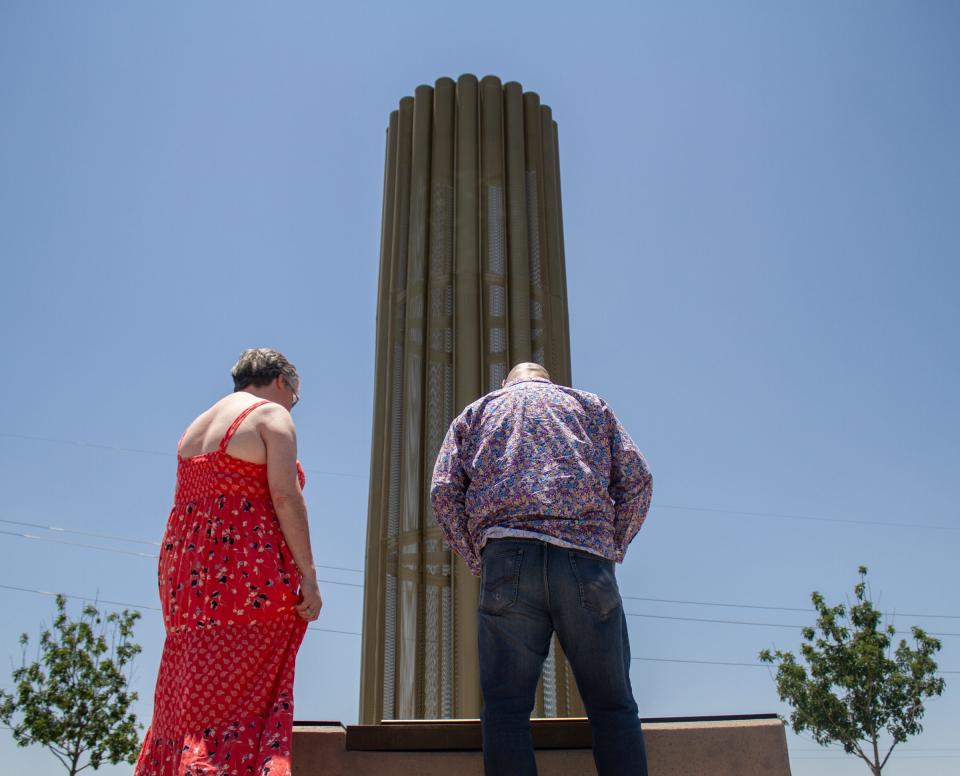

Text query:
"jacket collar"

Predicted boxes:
[[503, 376, 552, 388]]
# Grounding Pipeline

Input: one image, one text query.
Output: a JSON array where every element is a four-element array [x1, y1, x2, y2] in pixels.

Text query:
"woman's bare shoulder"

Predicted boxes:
[[178, 395, 250, 455], [252, 401, 294, 431]]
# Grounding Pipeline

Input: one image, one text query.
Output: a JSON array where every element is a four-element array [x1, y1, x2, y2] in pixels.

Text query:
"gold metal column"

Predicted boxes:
[[360, 75, 581, 724]]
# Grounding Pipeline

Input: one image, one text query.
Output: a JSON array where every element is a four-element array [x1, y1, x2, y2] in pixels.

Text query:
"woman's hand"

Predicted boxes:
[[296, 577, 323, 621]]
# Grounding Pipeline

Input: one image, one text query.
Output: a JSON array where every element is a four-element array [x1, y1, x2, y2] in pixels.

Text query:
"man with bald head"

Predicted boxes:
[[501, 361, 550, 383], [431, 363, 652, 776]]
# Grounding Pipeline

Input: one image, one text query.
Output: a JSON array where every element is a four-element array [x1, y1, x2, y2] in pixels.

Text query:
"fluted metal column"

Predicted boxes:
[[361, 75, 581, 724], [451, 73, 483, 719]]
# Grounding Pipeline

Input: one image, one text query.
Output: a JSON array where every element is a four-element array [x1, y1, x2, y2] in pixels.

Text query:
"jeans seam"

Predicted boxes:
[[568, 552, 588, 611], [541, 542, 550, 613], [512, 549, 523, 607]]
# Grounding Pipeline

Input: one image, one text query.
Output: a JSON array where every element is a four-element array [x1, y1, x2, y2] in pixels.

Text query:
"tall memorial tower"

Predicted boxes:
[[360, 74, 582, 723]]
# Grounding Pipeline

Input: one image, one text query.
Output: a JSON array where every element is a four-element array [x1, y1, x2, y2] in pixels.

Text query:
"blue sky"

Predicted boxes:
[[1, 2, 958, 774]]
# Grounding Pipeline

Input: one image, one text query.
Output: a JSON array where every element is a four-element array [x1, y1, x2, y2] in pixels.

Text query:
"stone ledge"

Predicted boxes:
[[292, 715, 791, 775]]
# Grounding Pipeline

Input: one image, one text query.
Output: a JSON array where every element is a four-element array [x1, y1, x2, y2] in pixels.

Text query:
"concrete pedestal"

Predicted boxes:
[[292, 716, 791, 775]]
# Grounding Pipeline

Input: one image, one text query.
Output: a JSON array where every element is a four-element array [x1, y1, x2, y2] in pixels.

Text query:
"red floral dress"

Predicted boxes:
[[136, 401, 308, 776]]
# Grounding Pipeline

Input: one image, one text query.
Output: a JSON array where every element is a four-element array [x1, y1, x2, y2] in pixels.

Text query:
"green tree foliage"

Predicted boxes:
[[760, 566, 945, 775], [0, 595, 143, 775]]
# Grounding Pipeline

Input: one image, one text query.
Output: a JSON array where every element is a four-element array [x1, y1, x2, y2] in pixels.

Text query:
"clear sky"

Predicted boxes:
[[1, 2, 958, 774]]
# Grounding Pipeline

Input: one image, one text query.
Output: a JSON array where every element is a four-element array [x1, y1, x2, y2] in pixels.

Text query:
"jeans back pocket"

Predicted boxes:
[[568, 551, 621, 619], [479, 547, 524, 614]]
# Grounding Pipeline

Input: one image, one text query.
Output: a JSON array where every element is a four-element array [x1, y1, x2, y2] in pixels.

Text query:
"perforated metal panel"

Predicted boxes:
[[382, 574, 397, 719], [441, 585, 452, 717], [543, 639, 558, 718], [486, 186, 506, 275], [424, 584, 440, 718], [489, 286, 506, 318]]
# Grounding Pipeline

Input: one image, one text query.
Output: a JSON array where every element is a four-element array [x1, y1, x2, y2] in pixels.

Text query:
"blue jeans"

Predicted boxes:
[[477, 538, 648, 776]]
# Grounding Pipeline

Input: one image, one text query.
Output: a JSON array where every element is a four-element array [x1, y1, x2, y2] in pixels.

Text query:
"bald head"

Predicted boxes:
[[503, 362, 551, 387]]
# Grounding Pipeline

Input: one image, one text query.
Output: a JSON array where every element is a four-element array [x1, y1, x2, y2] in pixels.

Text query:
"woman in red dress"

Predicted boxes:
[[136, 348, 322, 776]]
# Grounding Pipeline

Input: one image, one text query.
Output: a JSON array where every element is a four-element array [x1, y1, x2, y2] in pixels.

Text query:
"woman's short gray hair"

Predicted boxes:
[[231, 348, 299, 391]]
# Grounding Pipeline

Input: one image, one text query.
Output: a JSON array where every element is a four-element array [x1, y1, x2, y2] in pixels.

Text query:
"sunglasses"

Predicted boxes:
[[284, 377, 300, 408]]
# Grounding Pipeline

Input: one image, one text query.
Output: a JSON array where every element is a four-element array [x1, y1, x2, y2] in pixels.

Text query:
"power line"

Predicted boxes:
[[0, 431, 364, 479], [793, 747, 960, 753], [309, 626, 361, 636], [7, 513, 960, 621], [626, 610, 800, 629], [8, 431, 959, 529], [317, 579, 362, 589], [0, 432, 170, 458], [0, 515, 363, 572], [629, 656, 960, 675], [792, 755, 960, 760], [622, 594, 960, 621], [628, 654, 959, 675], [0, 527, 364, 578], [3, 583, 956, 673], [3, 532, 955, 629], [631, 656, 766, 668], [656, 503, 958, 532], [0, 517, 161, 546], [5, 526, 960, 623], [0, 583, 360, 636], [0, 529, 158, 559], [0, 582, 161, 612], [310, 563, 363, 575], [624, 610, 960, 637]]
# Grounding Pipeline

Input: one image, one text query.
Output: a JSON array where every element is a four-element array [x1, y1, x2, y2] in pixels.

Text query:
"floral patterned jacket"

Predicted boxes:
[[430, 377, 652, 575]]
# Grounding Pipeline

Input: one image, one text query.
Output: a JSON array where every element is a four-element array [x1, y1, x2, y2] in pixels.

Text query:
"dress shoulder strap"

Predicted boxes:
[[219, 400, 272, 453]]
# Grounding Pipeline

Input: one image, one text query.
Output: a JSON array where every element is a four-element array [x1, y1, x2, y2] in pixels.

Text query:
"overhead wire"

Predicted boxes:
[[623, 610, 960, 638], [791, 756, 960, 760], [655, 503, 958, 532], [0, 583, 360, 636], [793, 747, 960, 753], [7, 418, 960, 718], [0, 431, 364, 479], [4, 433, 959, 669], [0, 516, 160, 546], [0, 528, 158, 559], [0, 524, 364, 577], [4, 430, 958, 530], [4, 523, 960, 621], [2, 583, 956, 673], [631, 656, 766, 668], [622, 593, 960, 620]]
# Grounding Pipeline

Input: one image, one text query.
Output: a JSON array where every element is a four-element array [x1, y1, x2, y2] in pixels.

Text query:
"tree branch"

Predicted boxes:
[[44, 745, 70, 773], [880, 740, 898, 771]]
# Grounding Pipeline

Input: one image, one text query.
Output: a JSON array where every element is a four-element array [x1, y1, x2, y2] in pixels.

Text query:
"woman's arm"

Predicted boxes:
[[261, 406, 322, 621]]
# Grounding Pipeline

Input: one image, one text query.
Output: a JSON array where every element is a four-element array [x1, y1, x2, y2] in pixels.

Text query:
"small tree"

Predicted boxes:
[[0, 595, 143, 775], [760, 566, 945, 775]]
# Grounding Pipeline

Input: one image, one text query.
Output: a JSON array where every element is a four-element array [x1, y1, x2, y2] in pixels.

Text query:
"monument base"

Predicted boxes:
[[292, 715, 791, 775]]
